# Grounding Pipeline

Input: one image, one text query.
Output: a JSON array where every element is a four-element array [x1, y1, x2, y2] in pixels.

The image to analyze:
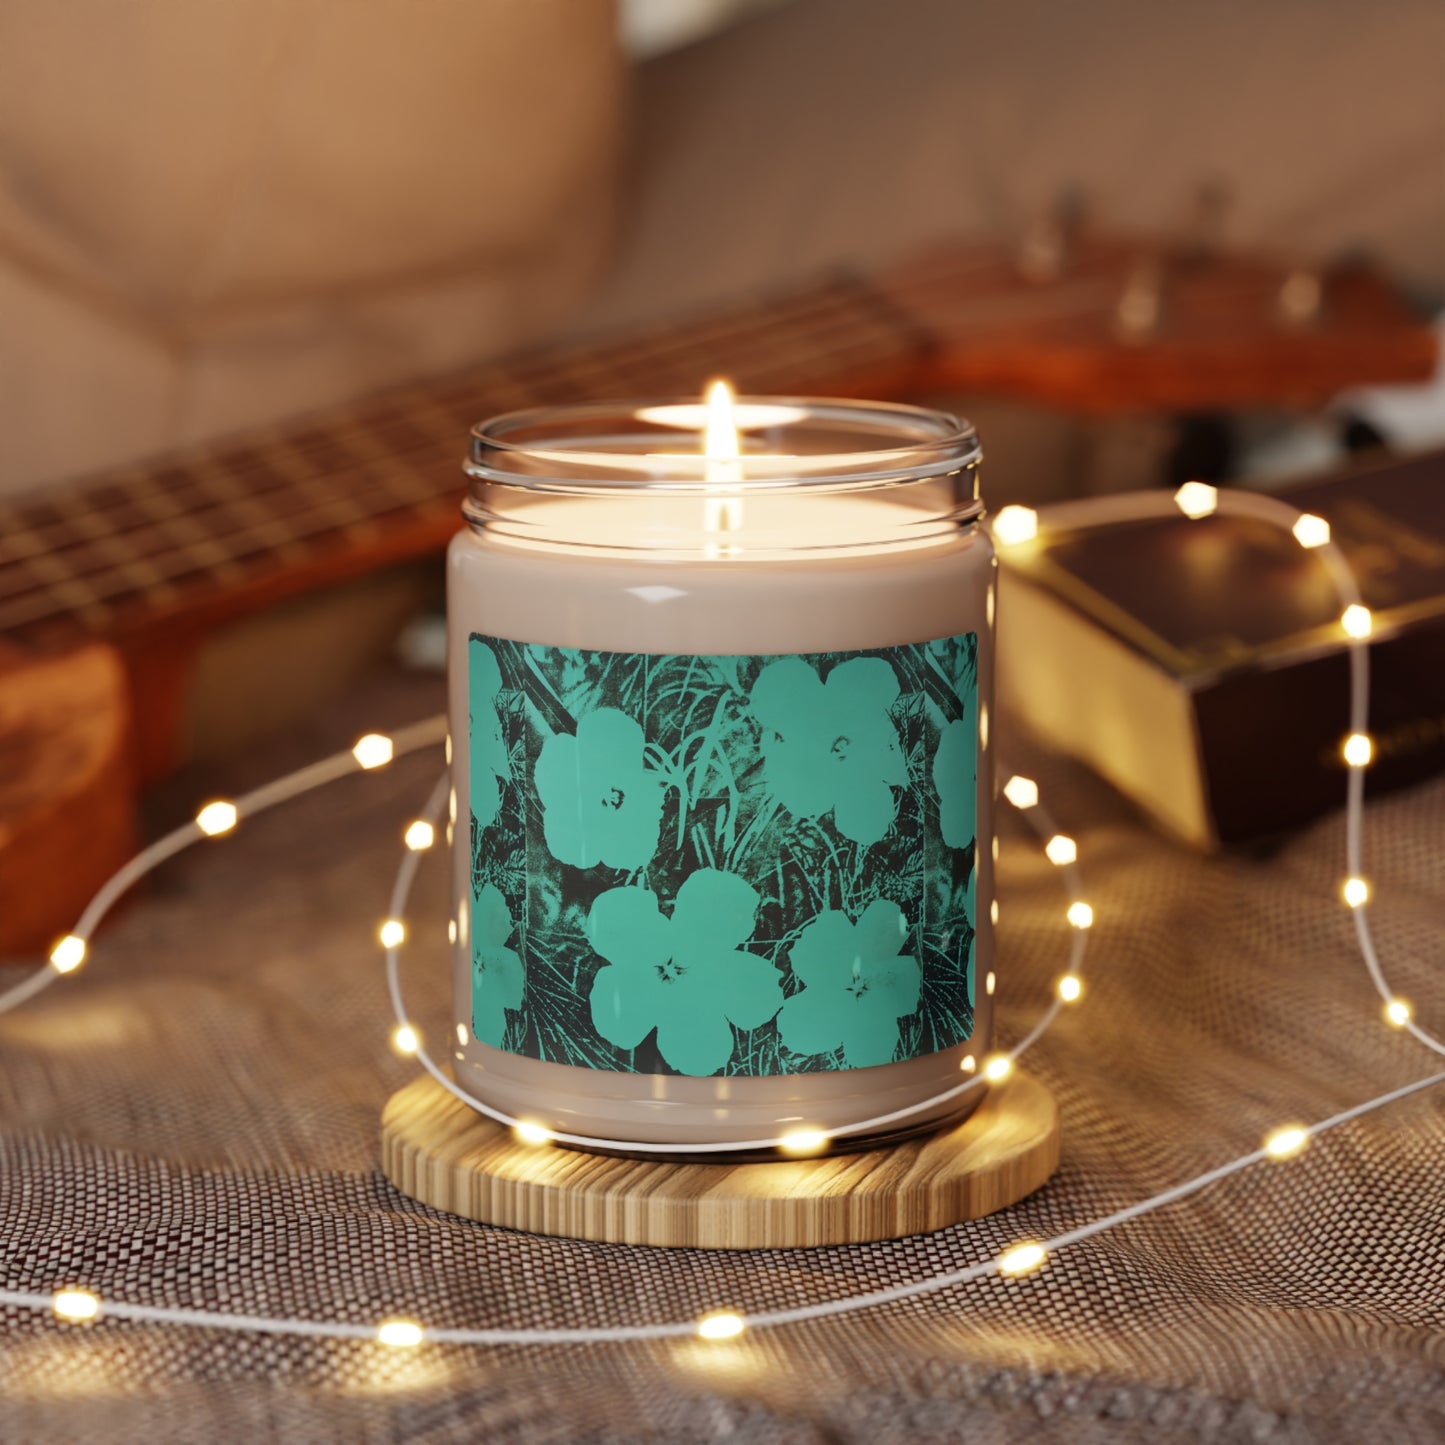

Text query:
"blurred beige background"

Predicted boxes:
[[1, 0, 1441, 497]]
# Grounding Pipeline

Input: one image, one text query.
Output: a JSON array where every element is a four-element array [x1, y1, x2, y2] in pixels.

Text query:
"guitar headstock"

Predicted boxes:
[[881, 234, 1438, 412]]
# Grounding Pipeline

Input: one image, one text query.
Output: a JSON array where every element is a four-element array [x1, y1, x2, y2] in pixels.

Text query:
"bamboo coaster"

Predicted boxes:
[[381, 1071, 1059, 1249]]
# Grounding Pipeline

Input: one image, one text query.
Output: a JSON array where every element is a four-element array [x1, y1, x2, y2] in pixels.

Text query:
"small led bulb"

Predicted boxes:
[[1342, 733, 1373, 768], [1173, 482, 1218, 519], [960, 1054, 976, 1073], [514, 1121, 553, 1146], [997, 1242, 1048, 1276], [195, 800, 238, 836], [379, 919, 407, 949], [1057, 975, 1083, 1003], [1292, 513, 1330, 548], [1384, 998, 1413, 1028], [1066, 901, 1094, 930], [1003, 775, 1039, 810], [1342, 878, 1370, 909], [1340, 605, 1373, 640], [983, 1054, 1012, 1083], [778, 1127, 829, 1156], [353, 733, 395, 769], [697, 1311, 746, 1340], [49, 935, 87, 974], [404, 820, 436, 851], [52, 1289, 101, 1322], [391, 1024, 420, 1056], [376, 1319, 424, 1349], [1044, 834, 1077, 866], [991, 505, 1038, 546], [1264, 1125, 1309, 1159]]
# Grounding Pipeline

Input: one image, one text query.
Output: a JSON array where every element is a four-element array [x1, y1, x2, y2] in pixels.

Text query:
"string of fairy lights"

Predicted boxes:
[[0, 482, 1440, 1354]]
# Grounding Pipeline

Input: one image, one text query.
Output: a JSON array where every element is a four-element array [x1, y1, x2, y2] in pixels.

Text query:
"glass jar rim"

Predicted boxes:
[[465, 396, 982, 498]]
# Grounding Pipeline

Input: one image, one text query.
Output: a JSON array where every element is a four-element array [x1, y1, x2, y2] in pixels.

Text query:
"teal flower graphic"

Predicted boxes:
[[776, 900, 921, 1068], [749, 656, 907, 845], [535, 708, 665, 871], [586, 870, 783, 1075], [468, 639, 508, 830], [932, 703, 978, 850], [471, 883, 523, 1048]]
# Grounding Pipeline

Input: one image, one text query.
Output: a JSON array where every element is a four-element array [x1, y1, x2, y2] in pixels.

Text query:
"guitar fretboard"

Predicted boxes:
[[0, 273, 925, 644]]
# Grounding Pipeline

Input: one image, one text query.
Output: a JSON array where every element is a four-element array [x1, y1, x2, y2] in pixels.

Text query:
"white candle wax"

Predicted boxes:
[[447, 398, 993, 1150]]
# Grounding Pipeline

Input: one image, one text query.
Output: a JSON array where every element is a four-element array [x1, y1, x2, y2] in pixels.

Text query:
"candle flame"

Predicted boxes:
[[703, 379, 740, 463], [702, 379, 743, 550]]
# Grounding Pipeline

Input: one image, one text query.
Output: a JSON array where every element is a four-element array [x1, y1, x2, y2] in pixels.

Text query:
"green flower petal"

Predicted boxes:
[[749, 657, 828, 735], [468, 640, 508, 828], [832, 776, 899, 846], [472, 884, 516, 949], [853, 897, 909, 962], [670, 869, 759, 952], [586, 887, 671, 970], [476, 944, 524, 1013], [682, 945, 782, 1031], [653, 1002, 736, 1077], [933, 714, 976, 850], [825, 655, 900, 713], [535, 709, 663, 871], [776, 989, 845, 1059], [786, 911, 858, 989], [870, 950, 923, 1019], [588, 961, 665, 1052], [836, 1005, 905, 1069], [759, 735, 835, 819]]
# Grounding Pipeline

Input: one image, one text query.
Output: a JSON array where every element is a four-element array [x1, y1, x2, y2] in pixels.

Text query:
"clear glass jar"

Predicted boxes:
[[447, 397, 993, 1151]]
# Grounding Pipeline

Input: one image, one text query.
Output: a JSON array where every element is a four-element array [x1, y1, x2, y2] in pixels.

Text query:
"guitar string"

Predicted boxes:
[[0, 488, 1439, 1347]]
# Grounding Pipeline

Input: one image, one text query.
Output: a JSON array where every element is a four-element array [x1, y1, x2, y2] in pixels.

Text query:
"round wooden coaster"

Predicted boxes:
[[380, 1071, 1059, 1250]]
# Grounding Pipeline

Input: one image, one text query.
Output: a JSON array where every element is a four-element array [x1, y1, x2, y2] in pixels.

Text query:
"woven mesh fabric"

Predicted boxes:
[[2, 669, 1442, 1443]]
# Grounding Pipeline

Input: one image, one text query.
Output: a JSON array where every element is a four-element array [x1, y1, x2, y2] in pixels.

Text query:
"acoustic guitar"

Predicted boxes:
[[0, 234, 1435, 954]]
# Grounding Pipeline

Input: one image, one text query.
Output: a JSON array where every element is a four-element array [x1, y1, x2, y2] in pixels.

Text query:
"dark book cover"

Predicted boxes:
[[1003, 448, 1445, 845]]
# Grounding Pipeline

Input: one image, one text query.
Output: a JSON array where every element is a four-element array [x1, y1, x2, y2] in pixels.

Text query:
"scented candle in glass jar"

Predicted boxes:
[[447, 387, 994, 1151]]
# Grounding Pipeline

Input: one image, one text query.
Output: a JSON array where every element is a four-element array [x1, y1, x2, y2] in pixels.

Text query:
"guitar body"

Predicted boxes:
[[0, 234, 1435, 955], [0, 644, 136, 956]]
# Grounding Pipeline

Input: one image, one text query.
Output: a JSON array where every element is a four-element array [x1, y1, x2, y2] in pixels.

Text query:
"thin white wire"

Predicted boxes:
[[0, 486, 1439, 1348]]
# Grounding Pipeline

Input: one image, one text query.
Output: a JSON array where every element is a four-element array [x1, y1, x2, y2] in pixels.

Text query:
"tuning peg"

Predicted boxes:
[[1277, 269, 1324, 326], [1115, 258, 1165, 340]]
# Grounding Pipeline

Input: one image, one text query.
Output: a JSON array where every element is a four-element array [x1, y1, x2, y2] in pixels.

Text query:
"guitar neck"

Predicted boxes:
[[0, 273, 926, 651]]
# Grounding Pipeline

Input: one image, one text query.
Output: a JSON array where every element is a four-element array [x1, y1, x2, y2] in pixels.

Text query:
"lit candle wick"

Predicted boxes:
[[702, 379, 744, 548]]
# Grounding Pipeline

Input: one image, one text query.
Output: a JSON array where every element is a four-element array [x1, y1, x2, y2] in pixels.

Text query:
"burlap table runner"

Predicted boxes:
[[3, 667, 1442, 1443]]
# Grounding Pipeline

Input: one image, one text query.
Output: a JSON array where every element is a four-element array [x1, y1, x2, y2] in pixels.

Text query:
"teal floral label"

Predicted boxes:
[[468, 632, 979, 1077]]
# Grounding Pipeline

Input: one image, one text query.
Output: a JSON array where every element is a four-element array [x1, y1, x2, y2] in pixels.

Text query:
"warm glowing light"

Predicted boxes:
[[1044, 834, 1077, 866], [379, 919, 407, 949], [997, 1242, 1047, 1277], [1067, 901, 1094, 930], [703, 379, 740, 463], [1292, 513, 1330, 548], [353, 733, 395, 769], [985, 971, 996, 997], [960, 1054, 976, 1073], [455, 1022, 468, 1045], [391, 1024, 420, 1056], [376, 1319, 424, 1349], [404, 820, 436, 851], [779, 1128, 829, 1156], [49, 935, 87, 974], [991, 505, 1038, 546], [1342, 733, 1373, 768], [1058, 974, 1083, 1003], [1003, 775, 1039, 809], [195, 800, 238, 837], [447, 919, 458, 944], [990, 899, 1000, 925], [697, 1311, 746, 1341], [1173, 482, 1218, 519], [52, 1289, 101, 1322], [1384, 998, 1413, 1028], [1342, 877, 1370, 909], [1341, 605, 1373, 640], [1264, 1125, 1309, 1159], [514, 1121, 553, 1146], [984, 1054, 1012, 1083]]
